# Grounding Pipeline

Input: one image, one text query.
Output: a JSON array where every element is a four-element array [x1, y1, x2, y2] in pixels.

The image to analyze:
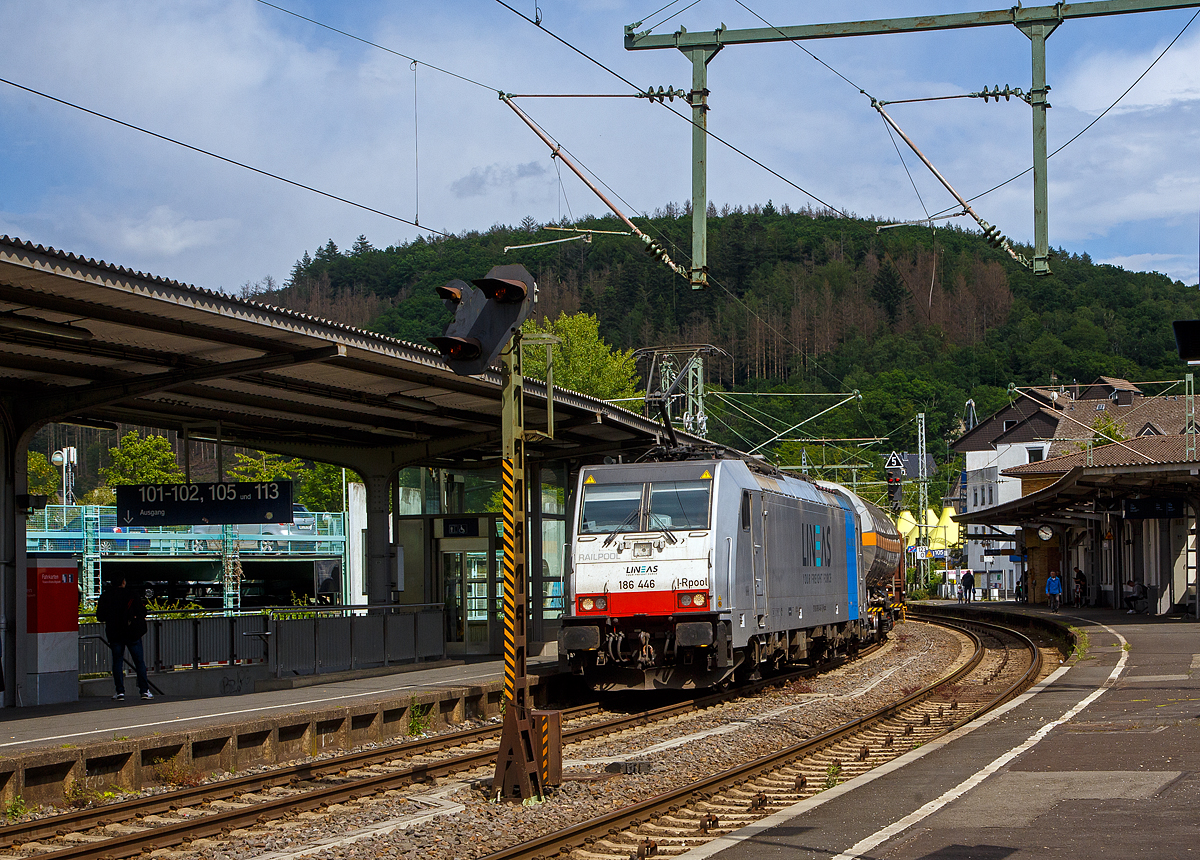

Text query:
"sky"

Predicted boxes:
[[1, 0, 1198, 293]]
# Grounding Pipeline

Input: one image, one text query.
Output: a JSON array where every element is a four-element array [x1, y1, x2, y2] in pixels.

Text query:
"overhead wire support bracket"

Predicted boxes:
[[871, 99, 1034, 270], [499, 93, 690, 280], [504, 234, 590, 253], [876, 212, 967, 232]]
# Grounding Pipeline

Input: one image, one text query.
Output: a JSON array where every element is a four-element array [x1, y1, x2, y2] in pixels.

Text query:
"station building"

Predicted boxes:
[[952, 378, 1190, 594]]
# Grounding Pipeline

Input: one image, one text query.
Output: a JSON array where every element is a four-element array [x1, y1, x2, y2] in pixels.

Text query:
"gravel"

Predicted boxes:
[[163, 621, 963, 860]]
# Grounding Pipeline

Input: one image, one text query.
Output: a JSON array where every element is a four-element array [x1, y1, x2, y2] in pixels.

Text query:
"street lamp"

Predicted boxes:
[[51, 447, 76, 505]]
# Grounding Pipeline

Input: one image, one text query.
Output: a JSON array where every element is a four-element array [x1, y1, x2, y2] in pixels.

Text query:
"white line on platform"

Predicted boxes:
[[680, 617, 1127, 860], [828, 619, 1129, 860]]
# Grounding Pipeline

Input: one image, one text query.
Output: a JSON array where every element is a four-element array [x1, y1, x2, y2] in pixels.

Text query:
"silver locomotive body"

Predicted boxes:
[[559, 459, 901, 690]]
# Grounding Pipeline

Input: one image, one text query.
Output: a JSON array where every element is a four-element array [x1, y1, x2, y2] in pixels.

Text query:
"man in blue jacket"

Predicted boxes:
[[1045, 570, 1063, 613]]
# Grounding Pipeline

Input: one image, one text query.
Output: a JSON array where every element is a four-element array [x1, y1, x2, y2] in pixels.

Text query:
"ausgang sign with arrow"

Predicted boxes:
[[115, 482, 294, 527]]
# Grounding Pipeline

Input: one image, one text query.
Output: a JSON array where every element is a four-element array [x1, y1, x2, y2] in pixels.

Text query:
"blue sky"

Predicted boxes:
[[1, 1, 1197, 292]]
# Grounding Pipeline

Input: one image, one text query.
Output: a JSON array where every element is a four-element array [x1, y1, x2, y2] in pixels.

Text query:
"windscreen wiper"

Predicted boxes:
[[603, 505, 643, 547]]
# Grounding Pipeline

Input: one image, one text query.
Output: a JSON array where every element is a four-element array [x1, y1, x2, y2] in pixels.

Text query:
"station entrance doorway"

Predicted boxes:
[[439, 537, 500, 655]]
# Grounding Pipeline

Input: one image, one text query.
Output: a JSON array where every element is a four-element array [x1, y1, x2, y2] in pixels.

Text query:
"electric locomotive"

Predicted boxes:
[[558, 457, 903, 690]]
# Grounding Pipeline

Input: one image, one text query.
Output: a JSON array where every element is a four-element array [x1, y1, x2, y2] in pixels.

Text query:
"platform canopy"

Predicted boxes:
[[955, 436, 1200, 529], [0, 235, 699, 467]]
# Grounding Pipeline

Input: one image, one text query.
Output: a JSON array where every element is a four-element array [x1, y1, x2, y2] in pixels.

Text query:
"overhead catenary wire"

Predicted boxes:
[[0, 75, 446, 237], [254, 0, 495, 93], [493, 0, 852, 216]]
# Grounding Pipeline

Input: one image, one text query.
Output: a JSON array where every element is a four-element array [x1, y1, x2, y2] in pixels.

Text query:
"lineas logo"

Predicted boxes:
[[625, 564, 658, 574]]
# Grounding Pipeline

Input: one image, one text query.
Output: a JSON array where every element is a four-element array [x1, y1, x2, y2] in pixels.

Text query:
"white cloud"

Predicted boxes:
[[1056, 30, 1200, 114], [1100, 252, 1198, 285], [89, 206, 238, 257]]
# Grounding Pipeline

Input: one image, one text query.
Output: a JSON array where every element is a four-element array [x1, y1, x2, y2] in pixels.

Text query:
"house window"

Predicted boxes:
[[1027, 447, 1044, 463], [988, 486, 994, 505], [1003, 419, 1017, 432], [973, 488, 978, 507]]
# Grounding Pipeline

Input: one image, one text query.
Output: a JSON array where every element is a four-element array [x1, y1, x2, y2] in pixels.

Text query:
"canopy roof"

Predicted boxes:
[[0, 235, 699, 469]]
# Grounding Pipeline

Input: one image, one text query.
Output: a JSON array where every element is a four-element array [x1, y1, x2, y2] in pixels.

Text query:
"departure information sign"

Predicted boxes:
[[115, 482, 294, 527]]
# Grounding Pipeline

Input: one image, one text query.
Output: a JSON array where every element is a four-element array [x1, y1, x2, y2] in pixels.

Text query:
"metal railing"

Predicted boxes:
[[80, 605, 445, 679], [29, 505, 348, 605]]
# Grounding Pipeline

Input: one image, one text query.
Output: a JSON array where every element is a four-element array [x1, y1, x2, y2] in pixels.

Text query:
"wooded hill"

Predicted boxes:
[[261, 203, 1200, 461]]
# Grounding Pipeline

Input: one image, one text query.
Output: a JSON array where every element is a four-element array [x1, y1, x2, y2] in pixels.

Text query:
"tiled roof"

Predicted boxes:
[[1004, 434, 1200, 476], [1045, 394, 1187, 457], [1096, 376, 1141, 392]]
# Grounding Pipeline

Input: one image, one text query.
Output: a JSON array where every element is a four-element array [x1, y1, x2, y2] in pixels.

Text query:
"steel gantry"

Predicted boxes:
[[625, 0, 1200, 281]]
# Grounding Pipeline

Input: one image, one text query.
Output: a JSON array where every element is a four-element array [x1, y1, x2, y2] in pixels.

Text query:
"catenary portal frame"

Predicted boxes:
[[0, 235, 702, 706]]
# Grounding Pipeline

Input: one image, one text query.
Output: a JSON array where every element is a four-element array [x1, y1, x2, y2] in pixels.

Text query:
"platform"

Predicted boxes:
[[694, 601, 1199, 860], [0, 654, 562, 807]]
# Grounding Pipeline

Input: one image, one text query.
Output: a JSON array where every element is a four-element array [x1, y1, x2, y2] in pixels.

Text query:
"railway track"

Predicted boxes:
[[481, 614, 1041, 860], [0, 647, 876, 860]]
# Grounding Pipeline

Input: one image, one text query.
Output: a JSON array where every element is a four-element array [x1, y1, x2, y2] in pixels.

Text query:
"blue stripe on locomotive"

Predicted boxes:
[[833, 495, 859, 620]]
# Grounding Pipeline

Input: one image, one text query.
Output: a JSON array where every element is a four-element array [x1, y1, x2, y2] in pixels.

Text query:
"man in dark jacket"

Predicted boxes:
[[95, 578, 152, 701], [960, 570, 976, 604]]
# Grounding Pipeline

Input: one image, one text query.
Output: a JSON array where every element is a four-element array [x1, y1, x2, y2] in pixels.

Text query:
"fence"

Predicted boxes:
[[81, 604, 445, 679]]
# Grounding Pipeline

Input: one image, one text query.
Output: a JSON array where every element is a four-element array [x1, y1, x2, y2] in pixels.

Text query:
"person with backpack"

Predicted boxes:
[[95, 577, 152, 701]]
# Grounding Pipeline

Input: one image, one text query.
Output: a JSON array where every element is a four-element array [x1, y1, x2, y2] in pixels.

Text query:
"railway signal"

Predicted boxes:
[[887, 471, 904, 511], [431, 263, 550, 801], [429, 264, 536, 376]]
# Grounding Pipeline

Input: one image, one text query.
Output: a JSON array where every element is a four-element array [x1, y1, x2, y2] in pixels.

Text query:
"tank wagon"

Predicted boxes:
[[558, 458, 904, 690]]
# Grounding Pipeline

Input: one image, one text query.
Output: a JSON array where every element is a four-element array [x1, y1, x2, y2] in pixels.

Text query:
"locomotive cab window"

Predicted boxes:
[[648, 481, 710, 530], [578, 483, 643, 534]]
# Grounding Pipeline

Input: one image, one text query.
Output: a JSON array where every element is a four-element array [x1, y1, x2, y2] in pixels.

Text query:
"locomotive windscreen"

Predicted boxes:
[[649, 481, 710, 529], [578, 483, 642, 534], [578, 480, 711, 533]]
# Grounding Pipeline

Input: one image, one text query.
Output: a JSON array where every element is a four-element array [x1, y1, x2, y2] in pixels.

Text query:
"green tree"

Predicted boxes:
[[1078, 411, 1130, 450], [521, 312, 640, 401], [296, 462, 361, 512], [100, 432, 185, 485], [27, 451, 60, 501], [78, 486, 116, 505], [225, 451, 306, 483]]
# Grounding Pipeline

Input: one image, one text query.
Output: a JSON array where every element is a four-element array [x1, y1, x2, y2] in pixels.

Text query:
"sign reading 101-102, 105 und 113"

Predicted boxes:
[[115, 482, 294, 527]]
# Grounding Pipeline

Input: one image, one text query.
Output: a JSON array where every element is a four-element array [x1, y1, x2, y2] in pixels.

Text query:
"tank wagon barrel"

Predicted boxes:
[[559, 459, 905, 691]]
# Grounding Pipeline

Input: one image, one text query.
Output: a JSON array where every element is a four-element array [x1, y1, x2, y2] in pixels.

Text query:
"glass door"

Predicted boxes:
[[439, 537, 494, 655]]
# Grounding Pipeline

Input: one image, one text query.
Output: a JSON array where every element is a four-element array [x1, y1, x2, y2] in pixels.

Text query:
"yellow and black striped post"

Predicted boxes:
[[492, 333, 544, 801]]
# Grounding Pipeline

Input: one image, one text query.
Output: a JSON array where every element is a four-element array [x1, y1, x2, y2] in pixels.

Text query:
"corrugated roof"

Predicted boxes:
[[0, 234, 698, 463]]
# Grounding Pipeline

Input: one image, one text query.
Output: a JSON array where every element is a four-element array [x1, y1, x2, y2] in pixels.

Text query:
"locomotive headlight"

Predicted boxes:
[[581, 597, 595, 611], [633, 542, 652, 558], [693, 593, 707, 607], [678, 593, 693, 607], [595, 596, 608, 611]]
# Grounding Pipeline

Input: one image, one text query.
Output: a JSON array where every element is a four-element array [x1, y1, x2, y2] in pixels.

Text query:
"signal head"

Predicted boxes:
[[436, 280, 468, 305], [428, 336, 483, 362], [473, 276, 528, 304]]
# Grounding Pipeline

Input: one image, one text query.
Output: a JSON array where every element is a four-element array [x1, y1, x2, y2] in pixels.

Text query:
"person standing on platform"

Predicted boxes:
[[96, 577, 152, 701], [1073, 567, 1087, 607], [1046, 570, 1063, 613], [961, 570, 975, 604]]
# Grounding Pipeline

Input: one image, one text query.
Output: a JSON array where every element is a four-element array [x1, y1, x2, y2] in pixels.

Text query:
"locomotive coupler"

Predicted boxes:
[[636, 630, 656, 668]]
